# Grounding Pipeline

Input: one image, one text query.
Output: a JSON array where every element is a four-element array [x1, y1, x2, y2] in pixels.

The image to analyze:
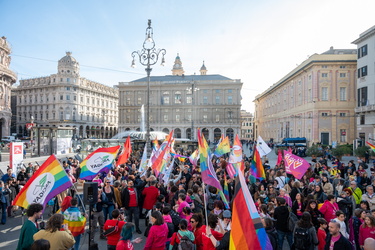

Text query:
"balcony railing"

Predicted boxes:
[[355, 104, 375, 113]]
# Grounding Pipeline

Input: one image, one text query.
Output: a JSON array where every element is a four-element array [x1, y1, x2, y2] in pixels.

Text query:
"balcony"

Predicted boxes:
[[355, 104, 375, 113]]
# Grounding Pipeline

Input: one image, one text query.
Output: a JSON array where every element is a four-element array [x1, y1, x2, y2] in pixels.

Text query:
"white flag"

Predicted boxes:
[[162, 159, 175, 186], [139, 145, 148, 173], [257, 136, 272, 157]]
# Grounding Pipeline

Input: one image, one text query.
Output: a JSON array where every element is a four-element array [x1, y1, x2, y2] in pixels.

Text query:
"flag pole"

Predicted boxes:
[[201, 182, 209, 227], [71, 180, 87, 214]]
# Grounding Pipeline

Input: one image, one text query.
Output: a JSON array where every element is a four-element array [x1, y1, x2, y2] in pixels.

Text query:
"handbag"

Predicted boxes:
[[103, 220, 119, 237]]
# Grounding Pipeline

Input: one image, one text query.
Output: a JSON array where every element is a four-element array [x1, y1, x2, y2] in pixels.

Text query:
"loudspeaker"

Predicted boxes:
[[83, 182, 98, 205]]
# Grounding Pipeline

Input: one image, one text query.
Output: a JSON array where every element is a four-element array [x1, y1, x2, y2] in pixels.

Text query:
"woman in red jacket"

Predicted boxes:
[[144, 211, 168, 250], [190, 214, 204, 250], [359, 215, 375, 248], [319, 195, 339, 222]]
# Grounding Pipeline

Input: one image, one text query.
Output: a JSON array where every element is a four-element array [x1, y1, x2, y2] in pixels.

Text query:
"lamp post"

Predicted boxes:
[[131, 19, 166, 157], [30, 116, 34, 157], [186, 80, 199, 141]]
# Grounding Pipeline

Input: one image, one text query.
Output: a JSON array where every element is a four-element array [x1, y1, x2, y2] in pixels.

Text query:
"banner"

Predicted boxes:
[[10, 142, 23, 174], [283, 150, 310, 179], [256, 136, 272, 157]]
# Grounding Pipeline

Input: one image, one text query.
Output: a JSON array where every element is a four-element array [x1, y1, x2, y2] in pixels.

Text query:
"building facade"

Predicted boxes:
[[240, 110, 254, 141], [254, 47, 357, 146], [353, 26, 375, 145], [118, 56, 242, 143], [0, 36, 17, 138], [13, 52, 118, 138]]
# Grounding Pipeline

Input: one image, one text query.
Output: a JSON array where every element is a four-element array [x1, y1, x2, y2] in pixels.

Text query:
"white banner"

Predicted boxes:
[[162, 159, 175, 186], [10, 142, 24, 174], [257, 135, 272, 157]]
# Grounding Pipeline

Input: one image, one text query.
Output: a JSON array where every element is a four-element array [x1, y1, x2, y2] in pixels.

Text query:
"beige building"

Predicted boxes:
[[118, 55, 243, 143], [13, 52, 118, 138], [254, 47, 357, 146], [241, 110, 254, 140], [353, 25, 375, 145], [0, 36, 17, 138]]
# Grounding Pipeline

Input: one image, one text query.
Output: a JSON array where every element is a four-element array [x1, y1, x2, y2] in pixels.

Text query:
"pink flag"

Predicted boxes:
[[226, 163, 236, 179], [277, 150, 283, 165], [283, 150, 310, 179]]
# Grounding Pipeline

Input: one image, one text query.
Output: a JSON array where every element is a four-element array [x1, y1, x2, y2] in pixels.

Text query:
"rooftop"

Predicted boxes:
[[130, 74, 233, 83], [352, 25, 375, 44]]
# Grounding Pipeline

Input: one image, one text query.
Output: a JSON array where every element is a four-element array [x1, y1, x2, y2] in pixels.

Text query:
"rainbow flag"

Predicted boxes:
[[79, 146, 120, 181], [224, 173, 230, 202], [152, 131, 173, 177], [250, 148, 266, 179], [189, 149, 199, 166], [117, 136, 132, 166], [12, 155, 72, 209], [226, 163, 236, 179], [367, 141, 375, 152], [62, 206, 86, 237], [229, 135, 243, 164], [214, 136, 231, 157], [230, 170, 269, 250], [197, 128, 222, 191], [153, 137, 159, 151], [219, 190, 230, 209]]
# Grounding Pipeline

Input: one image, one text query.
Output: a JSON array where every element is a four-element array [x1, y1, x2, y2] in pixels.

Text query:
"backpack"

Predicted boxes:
[[294, 227, 310, 250], [172, 233, 194, 250], [207, 193, 218, 211], [287, 210, 298, 232], [169, 209, 181, 232], [167, 222, 175, 238]]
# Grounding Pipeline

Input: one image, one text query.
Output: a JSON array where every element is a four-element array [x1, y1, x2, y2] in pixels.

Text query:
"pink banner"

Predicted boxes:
[[283, 150, 310, 179]]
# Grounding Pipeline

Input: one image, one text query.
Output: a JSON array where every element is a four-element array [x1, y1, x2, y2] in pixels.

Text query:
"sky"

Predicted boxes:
[[1, 0, 375, 112]]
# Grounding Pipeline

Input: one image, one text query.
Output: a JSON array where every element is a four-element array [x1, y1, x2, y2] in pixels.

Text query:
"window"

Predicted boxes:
[[339, 73, 346, 78], [308, 75, 312, 80], [186, 96, 192, 104], [203, 115, 208, 122], [228, 89, 233, 93], [322, 113, 328, 117], [60, 111, 63, 120], [339, 65, 346, 69], [359, 44, 368, 58], [66, 95, 70, 100], [361, 66, 367, 77], [228, 96, 233, 104], [216, 115, 220, 122], [187, 114, 191, 121], [67, 78, 70, 82], [339, 87, 346, 101], [339, 113, 346, 117], [321, 87, 328, 101], [175, 91, 182, 104], [60, 95, 63, 100], [163, 114, 168, 122], [176, 115, 180, 122], [215, 96, 220, 104], [340, 129, 346, 143], [215, 89, 220, 93], [358, 87, 368, 106], [360, 115, 365, 125], [203, 96, 208, 104], [73, 96, 76, 101], [203, 89, 208, 93], [322, 65, 328, 68], [163, 96, 169, 104], [322, 73, 328, 77], [137, 97, 142, 105]]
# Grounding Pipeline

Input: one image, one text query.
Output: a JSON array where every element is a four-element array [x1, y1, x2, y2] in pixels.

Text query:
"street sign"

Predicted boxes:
[[26, 123, 34, 130]]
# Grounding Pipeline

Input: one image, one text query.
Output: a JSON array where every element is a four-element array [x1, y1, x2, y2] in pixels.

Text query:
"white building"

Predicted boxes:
[[353, 25, 375, 144], [0, 36, 17, 138], [13, 52, 118, 138], [117, 55, 243, 143], [240, 110, 254, 141]]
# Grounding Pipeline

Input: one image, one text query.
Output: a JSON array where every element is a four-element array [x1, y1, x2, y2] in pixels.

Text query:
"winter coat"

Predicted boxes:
[[349, 187, 362, 205], [322, 182, 333, 195], [142, 185, 160, 210], [144, 223, 168, 250], [293, 225, 318, 250], [361, 192, 375, 210], [274, 205, 290, 232], [324, 233, 352, 250], [169, 230, 195, 250], [319, 200, 339, 222]]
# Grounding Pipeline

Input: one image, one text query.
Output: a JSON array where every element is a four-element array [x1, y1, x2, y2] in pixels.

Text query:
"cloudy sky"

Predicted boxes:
[[2, 0, 374, 112]]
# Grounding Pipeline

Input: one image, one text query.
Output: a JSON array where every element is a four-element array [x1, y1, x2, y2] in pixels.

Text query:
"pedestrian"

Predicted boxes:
[[16, 203, 44, 250], [0, 180, 9, 224], [348, 181, 362, 206], [324, 221, 352, 250], [262, 217, 278, 250], [274, 197, 293, 248], [103, 178, 117, 220], [169, 219, 195, 250], [92, 187, 105, 241], [142, 180, 160, 218], [30, 239, 50, 250], [62, 197, 86, 250], [116, 222, 142, 250], [317, 218, 327, 250], [319, 195, 339, 222], [359, 215, 375, 248], [103, 209, 126, 250], [293, 212, 319, 250], [144, 210, 169, 250], [121, 179, 142, 234], [361, 185, 375, 210], [33, 214, 75, 250], [332, 210, 348, 238]]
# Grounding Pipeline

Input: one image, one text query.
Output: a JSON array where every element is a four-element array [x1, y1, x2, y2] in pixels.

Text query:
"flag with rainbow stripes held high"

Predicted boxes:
[[79, 145, 120, 181], [214, 135, 231, 157], [367, 141, 375, 152], [12, 155, 73, 209], [250, 148, 266, 180]]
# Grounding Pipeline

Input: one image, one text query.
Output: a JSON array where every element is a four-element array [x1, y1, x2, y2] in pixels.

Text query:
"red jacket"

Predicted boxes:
[[193, 226, 204, 250], [142, 186, 160, 210], [144, 223, 168, 250], [319, 200, 339, 222], [104, 219, 126, 246], [359, 225, 375, 246], [317, 228, 326, 250]]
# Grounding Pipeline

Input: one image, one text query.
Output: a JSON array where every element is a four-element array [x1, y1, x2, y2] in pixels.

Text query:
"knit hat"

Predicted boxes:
[[223, 210, 231, 218]]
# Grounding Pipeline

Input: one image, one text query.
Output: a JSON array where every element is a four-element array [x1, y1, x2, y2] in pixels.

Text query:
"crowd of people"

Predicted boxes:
[[1, 145, 375, 249]]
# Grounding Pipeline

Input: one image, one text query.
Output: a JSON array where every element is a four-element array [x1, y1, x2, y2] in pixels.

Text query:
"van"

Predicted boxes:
[[1, 136, 16, 143]]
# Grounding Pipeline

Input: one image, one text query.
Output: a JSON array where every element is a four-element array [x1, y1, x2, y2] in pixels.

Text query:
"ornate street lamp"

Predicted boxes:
[[131, 19, 166, 157], [186, 79, 199, 141]]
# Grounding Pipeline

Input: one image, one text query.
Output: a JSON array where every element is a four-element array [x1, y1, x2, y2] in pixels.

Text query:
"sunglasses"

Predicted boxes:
[[190, 221, 196, 223]]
